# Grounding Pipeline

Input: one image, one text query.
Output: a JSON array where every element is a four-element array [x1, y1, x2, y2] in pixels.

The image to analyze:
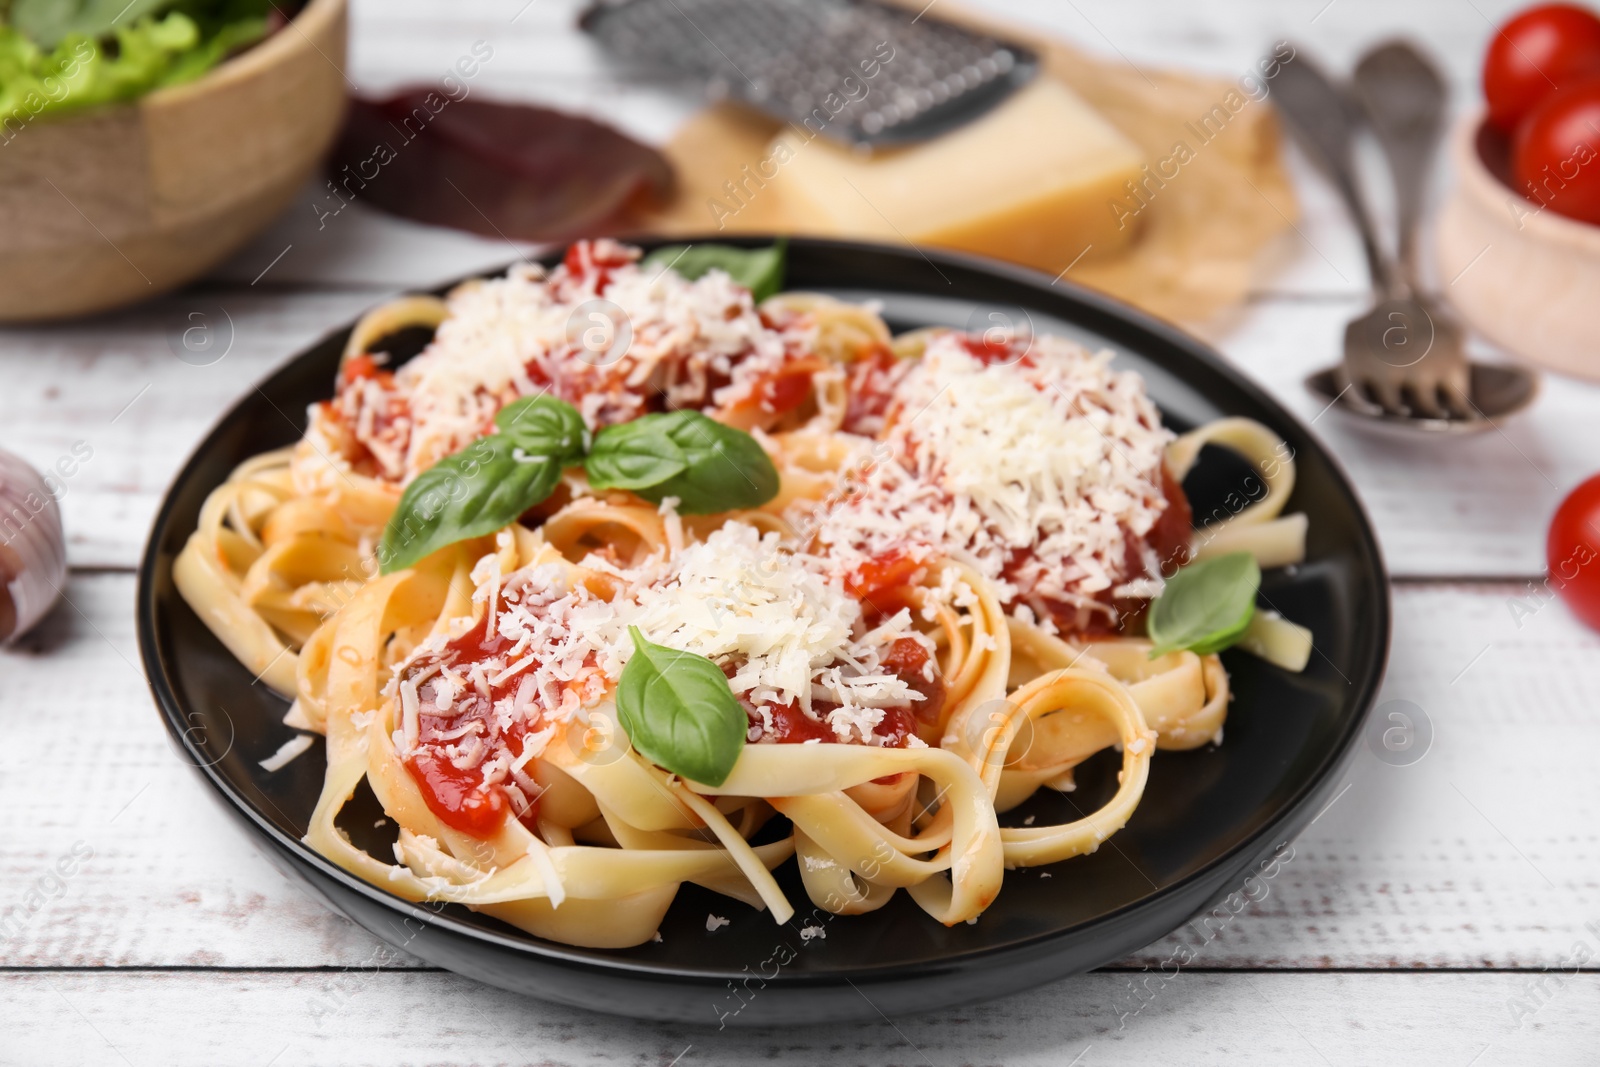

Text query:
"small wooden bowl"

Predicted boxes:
[[0, 0, 347, 322], [1436, 110, 1600, 381]]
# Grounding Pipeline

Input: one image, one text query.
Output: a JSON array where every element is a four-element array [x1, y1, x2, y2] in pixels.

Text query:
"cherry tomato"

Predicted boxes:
[[1511, 77, 1600, 224], [1484, 4, 1600, 134], [1547, 474, 1600, 631]]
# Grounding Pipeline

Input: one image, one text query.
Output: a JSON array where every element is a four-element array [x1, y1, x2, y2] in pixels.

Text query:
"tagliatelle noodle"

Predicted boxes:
[[173, 242, 1308, 948]]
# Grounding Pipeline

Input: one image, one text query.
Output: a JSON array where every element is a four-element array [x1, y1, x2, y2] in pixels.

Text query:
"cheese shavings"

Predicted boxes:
[[259, 733, 315, 772], [309, 239, 809, 484], [627, 523, 925, 742], [525, 836, 566, 909], [392, 516, 935, 788], [807, 332, 1174, 631]]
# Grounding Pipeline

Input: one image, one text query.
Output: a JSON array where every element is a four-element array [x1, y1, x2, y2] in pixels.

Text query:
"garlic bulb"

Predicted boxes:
[[0, 449, 67, 643]]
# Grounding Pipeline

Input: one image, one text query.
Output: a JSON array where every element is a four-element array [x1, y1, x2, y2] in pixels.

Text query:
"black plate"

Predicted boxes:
[[137, 237, 1389, 1025]]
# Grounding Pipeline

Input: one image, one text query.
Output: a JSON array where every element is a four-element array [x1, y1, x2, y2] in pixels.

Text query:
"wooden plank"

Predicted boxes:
[[4, 969, 1594, 1066], [7, 0, 1571, 573], [0, 289, 381, 571], [1138, 577, 1600, 971], [0, 571, 389, 969], [1, 6, 1582, 1062], [2, 289, 1587, 575], [7, 7, 1573, 575], [3, 575, 1596, 970], [1207, 297, 1600, 579]]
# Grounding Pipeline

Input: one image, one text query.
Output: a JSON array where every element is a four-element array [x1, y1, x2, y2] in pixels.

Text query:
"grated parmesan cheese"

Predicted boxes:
[[309, 239, 811, 483], [258, 733, 315, 772], [625, 523, 926, 742], [525, 836, 565, 909], [803, 332, 1174, 632], [390, 516, 936, 800]]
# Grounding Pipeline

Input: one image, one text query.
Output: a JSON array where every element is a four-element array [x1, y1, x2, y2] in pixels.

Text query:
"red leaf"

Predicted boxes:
[[326, 90, 675, 242]]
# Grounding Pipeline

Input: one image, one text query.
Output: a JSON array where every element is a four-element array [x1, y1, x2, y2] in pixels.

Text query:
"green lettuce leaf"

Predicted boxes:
[[0, 0, 273, 127]]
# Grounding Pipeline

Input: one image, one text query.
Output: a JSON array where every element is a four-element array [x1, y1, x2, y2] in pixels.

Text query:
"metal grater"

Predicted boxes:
[[580, 0, 1038, 149]]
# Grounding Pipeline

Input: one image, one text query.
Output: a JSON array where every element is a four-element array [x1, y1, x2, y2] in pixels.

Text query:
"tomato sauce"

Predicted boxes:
[[1001, 463, 1193, 636], [340, 353, 389, 386], [316, 354, 416, 479], [405, 749, 508, 838], [560, 238, 635, 296], [1149, 464, 1194, 574], [840, 464, 1192, 640], [738, 636, 935, 749], [955, 332, 1033, 368], [843, 549, 926, 608], [842, 345, 902, 435], [756, 363, 816, 415], [751, 700, 920, 749], [322, 238, 821, 480], [882, 636, 944, 727], [840, 332, 1034, 434], [399, 613, 548, 837]]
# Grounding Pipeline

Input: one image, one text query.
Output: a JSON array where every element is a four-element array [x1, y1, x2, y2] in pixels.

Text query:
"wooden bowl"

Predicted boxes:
[[1436, 110, 1600, 381], [0, 0, 347, 322]]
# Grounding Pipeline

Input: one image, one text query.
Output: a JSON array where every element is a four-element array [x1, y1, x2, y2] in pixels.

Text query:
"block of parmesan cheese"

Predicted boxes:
[[765, 79, 1145, 273]]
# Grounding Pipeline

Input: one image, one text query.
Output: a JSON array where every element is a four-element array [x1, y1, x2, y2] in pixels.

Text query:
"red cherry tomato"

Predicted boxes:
[[1511, 77, 1600, 224], [1484, 4, 1600, 134], [1547, 474, 1600, 631]]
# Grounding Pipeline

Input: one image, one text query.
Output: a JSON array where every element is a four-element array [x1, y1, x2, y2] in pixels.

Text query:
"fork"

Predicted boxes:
[[1350, 41, 1474, 419], [1273, 45, 1475, 421]]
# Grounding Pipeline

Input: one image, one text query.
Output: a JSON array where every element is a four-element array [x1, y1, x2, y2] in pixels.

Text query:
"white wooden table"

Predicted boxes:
[[5, 1, 1599, 1063]]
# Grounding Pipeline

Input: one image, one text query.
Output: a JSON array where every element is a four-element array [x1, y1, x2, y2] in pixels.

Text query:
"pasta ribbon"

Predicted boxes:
[[172, 261, 1305, 948]]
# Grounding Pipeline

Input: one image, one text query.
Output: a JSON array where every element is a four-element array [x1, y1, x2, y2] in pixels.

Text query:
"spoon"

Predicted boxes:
[[1275, 42, 1538, 435]]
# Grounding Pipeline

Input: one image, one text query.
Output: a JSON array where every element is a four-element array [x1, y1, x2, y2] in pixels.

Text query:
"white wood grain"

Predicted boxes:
[[4, 0, 1580, 576], [5, 970, 1595, 1066], [4, 289, 1592, 575], [1, 2, 1590, 1060], [1207, 298, 1600, 578], [2, 576, 1595, 971], [0, 289, 380, 570]]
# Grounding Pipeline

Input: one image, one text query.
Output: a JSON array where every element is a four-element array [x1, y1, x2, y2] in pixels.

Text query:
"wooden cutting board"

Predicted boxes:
[[637, 3, 1298, 326]]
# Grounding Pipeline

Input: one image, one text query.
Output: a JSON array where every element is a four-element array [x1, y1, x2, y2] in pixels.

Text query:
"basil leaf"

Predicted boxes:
[[616, 627, 747, 786], [643, 411, 781, 514], [495, 394, 589, 462], [1146, 552, 1260, 658], [640, 240, 787, 302], [586, 422, 689, 491], [583, 412, 778, 513], [378, 435, 561, 573]]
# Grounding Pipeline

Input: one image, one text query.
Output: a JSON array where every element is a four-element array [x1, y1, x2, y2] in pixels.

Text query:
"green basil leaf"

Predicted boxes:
[[616, 627, 747, 786], [640, 240, 787, 302], [378, 435, 561, 574], [584, 412, 778, 513], [495, 394, 589, 462], [585, 421, 689, 491], [654, 411, 780, 514], [1146, 552, 1260, 658]]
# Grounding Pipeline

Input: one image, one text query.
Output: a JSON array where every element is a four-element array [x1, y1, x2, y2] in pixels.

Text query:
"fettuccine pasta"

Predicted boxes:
[[173, 239, 1306, 948]]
